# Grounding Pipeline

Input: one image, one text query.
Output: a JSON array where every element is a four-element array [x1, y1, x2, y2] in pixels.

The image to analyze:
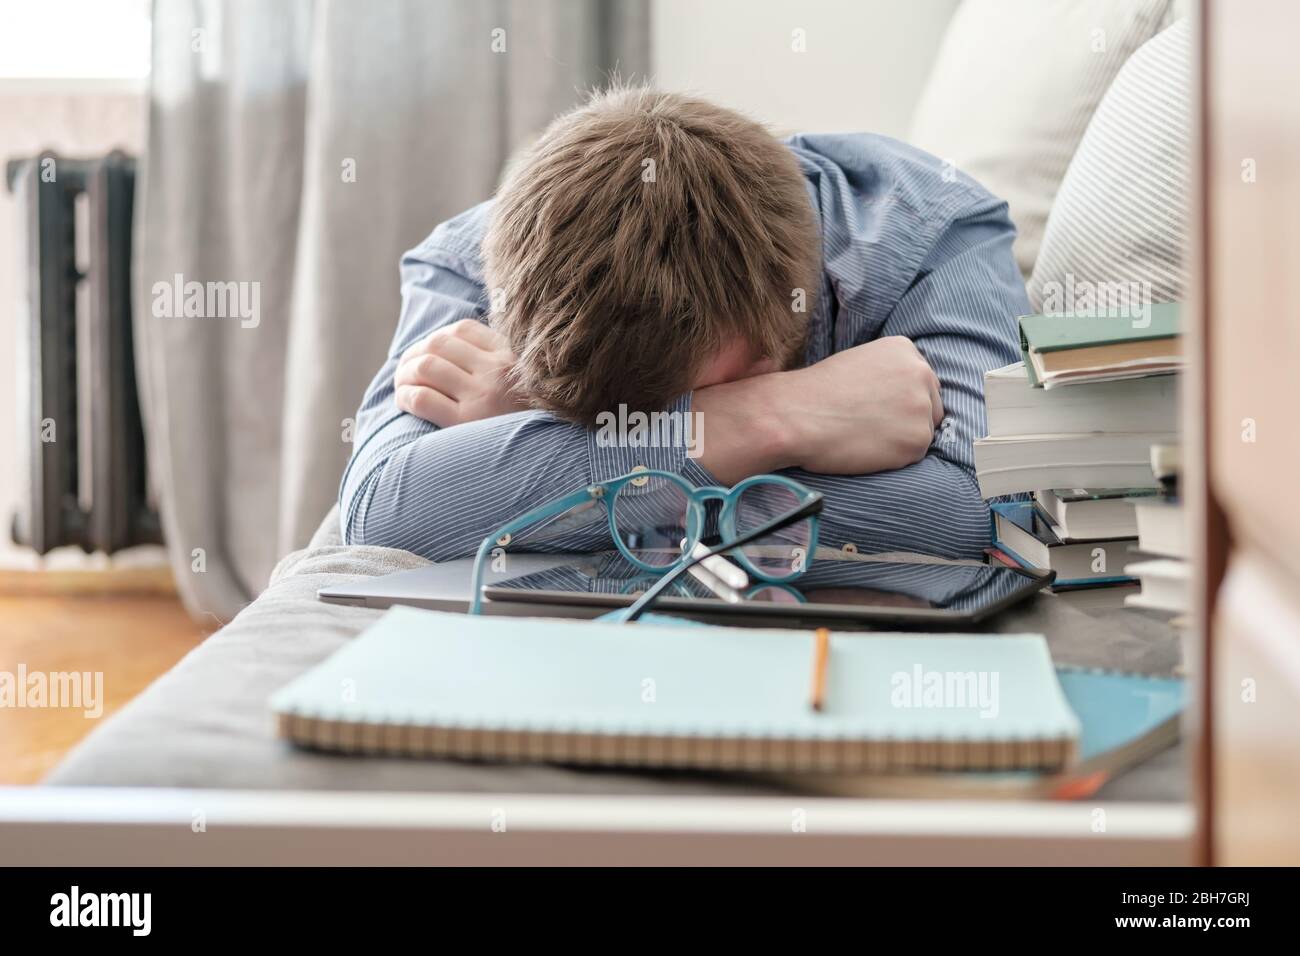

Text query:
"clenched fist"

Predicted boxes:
[[394, 319, 528, 427], [778, 336, 945, 475]]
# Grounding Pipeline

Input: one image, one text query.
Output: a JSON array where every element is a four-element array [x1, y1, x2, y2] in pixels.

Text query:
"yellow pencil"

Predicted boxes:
[[810, 627, 830, 712]]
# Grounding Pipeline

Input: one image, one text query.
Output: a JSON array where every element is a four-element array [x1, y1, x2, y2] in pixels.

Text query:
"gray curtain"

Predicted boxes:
[[137, 0, 648, 621]]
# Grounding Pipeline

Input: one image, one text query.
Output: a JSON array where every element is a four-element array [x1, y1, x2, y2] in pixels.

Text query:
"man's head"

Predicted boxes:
[[483, 85, 821, 425]]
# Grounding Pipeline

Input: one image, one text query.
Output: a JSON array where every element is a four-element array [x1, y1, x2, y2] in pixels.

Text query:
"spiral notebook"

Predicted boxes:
[[271, 607, 1080, 773], [774, 667, 1184, 798]]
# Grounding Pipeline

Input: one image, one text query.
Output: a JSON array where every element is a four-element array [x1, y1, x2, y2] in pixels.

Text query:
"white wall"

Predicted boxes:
[[651, 0, 958, 137]]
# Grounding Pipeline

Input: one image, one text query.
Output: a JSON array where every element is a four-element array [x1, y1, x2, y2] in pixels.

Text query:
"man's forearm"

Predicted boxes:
[[342, 395, 712, 561], [344, 411, 596, 560], [690, 340, 990, 559], [691, 373, 796, 485], [692, 336, 945, 485]]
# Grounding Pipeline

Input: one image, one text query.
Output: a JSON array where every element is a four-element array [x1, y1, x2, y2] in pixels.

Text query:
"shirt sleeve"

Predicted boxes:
[[338, 207, 704, 561]]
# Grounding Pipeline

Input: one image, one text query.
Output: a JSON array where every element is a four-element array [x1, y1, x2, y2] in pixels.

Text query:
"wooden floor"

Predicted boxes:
[[0, 592, 208, 784]]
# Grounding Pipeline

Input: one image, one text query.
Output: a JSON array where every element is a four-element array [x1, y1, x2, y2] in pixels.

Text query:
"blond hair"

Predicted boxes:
[[484, 85, 820, 424]]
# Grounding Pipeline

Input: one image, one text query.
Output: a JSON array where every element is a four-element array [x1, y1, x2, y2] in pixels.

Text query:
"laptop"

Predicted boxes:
[[316, 554, 587, 614], [318, 550, 1050, 626]]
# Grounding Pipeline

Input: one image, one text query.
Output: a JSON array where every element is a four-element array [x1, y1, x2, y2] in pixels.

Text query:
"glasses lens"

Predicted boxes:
[[732, 480, 813, 579], [745, 583, 805, 604], [610, 475, 693, 568]]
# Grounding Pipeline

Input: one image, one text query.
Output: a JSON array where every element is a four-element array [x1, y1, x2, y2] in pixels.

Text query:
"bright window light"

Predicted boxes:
[[0, 0, 151, 79]]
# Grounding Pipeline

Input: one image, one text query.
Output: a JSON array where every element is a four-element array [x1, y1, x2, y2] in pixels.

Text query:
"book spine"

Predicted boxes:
[[1018, 319, 1042, 388]]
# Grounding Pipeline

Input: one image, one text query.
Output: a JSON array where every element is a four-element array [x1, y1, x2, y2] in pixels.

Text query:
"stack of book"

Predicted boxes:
[[976, 304, 1182, 590], [1125, 445, 1188, 613]]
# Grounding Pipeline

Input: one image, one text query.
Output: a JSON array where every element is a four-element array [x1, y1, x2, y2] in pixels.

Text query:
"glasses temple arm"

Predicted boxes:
[[468, 487, 603, 615]]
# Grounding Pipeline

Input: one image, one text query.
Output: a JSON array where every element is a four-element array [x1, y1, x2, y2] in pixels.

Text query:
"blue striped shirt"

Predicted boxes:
[[340, 133, 1028, 560]]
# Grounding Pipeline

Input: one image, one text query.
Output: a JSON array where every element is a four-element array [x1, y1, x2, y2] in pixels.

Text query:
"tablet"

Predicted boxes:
[[482, 550, 1053, 628]]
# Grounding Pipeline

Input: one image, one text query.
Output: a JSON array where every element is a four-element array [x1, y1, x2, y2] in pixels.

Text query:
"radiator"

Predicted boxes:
[[7, 151, 161, 554]]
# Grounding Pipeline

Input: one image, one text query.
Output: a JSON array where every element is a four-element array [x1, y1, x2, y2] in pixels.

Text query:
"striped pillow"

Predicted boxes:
[[909, 0, 1171, 278], [1028, 19, 1192, 313]]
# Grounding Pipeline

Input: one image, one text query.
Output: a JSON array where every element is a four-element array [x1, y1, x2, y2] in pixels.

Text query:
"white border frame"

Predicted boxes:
[[0, 788, 1190, 865]]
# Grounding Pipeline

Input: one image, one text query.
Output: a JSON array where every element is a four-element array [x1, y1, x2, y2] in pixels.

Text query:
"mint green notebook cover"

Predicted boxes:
[[271, 607, 1080, 772]]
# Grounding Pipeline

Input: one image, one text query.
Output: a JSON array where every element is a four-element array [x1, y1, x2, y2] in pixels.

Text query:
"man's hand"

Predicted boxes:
[[394, 319, 528, 427], [774, 336, 945, 473], [694, 336, 944, 484]]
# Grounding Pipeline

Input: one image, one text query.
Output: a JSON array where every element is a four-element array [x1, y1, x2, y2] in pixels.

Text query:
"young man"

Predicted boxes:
[[340, 86, 1027, 562]]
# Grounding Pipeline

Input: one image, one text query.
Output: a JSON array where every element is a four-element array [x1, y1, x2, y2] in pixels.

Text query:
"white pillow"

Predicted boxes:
[[909, 0, 1171, 278], [1028, 19, 1192, 312]]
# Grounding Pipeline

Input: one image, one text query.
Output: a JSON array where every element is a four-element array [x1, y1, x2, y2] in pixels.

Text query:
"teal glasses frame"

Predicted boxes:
[[467, 470, 824, 616]]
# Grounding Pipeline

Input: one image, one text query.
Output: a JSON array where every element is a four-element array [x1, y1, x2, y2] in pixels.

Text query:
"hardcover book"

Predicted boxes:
[[1018, 302, 1181, 388], [991, 501, 1137, 588]]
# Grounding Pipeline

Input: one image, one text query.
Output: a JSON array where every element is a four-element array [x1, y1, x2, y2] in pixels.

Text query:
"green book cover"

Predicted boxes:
[[1017, 302, 1181, 386]]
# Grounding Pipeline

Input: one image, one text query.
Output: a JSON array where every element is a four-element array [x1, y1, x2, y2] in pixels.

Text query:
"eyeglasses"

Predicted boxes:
[[468, 470, 824, 620]]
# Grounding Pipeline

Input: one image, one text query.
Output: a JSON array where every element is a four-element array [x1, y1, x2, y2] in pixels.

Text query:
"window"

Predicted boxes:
[[0, 0, 150, 80]]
